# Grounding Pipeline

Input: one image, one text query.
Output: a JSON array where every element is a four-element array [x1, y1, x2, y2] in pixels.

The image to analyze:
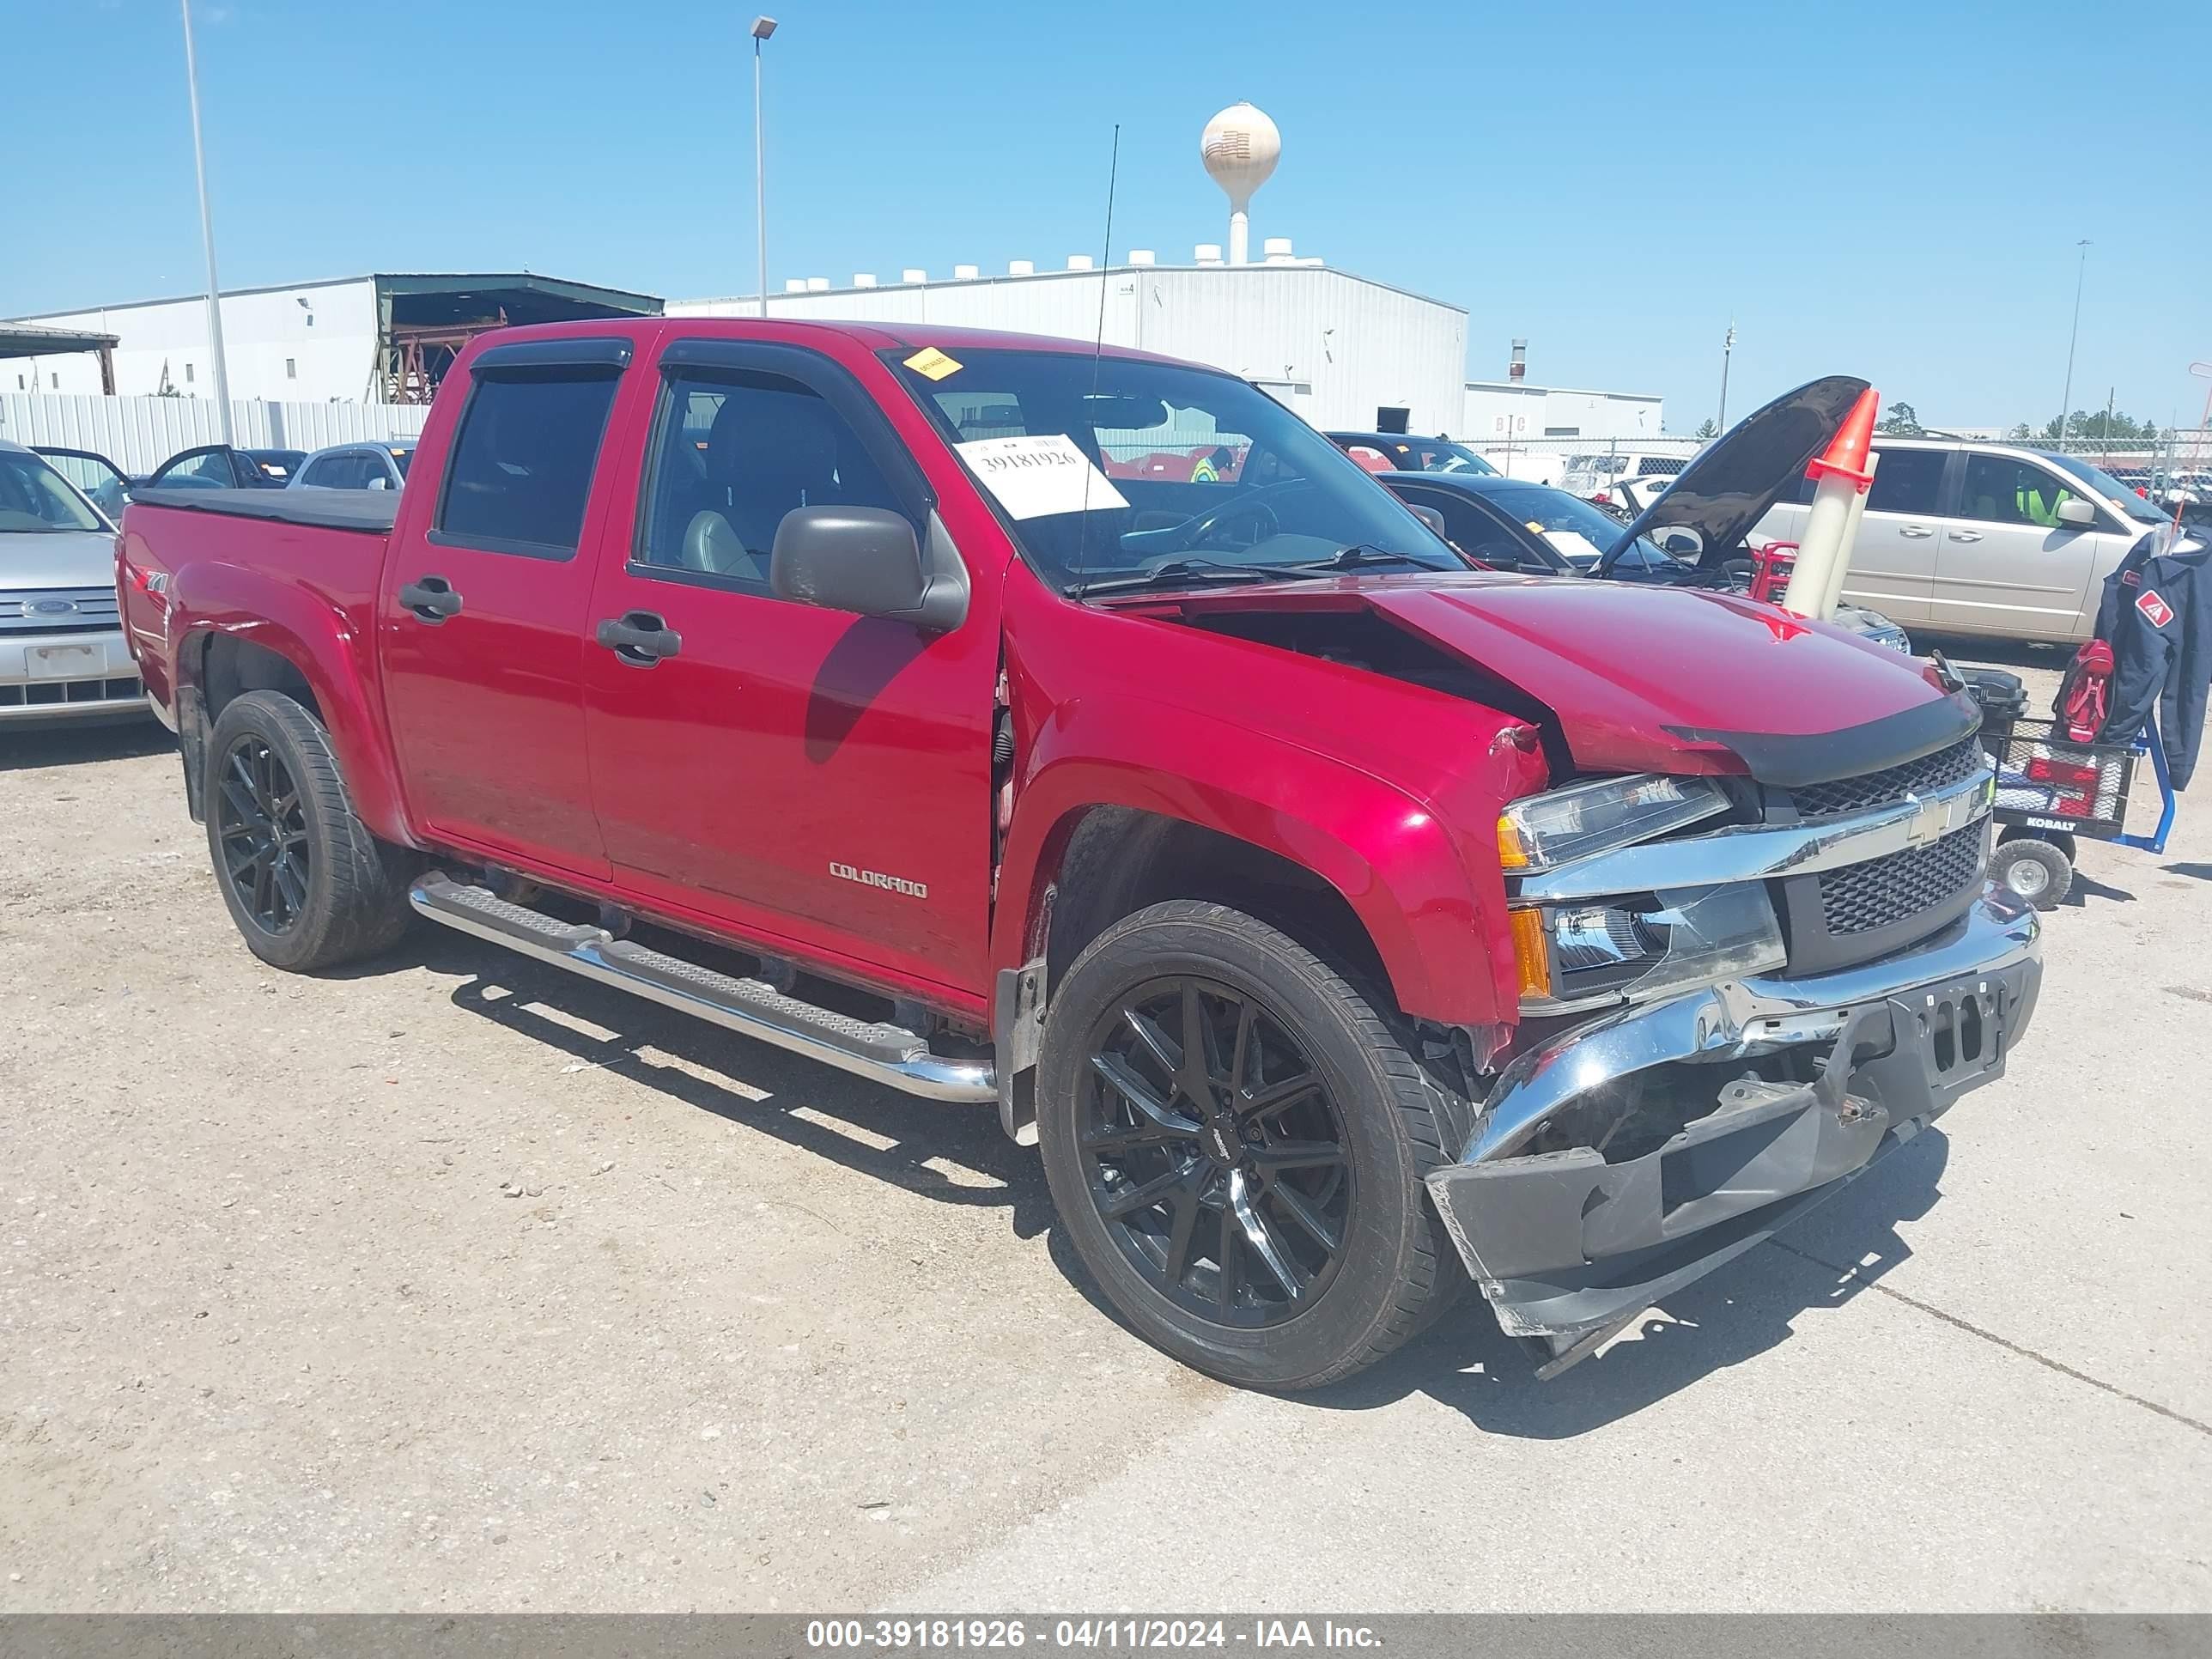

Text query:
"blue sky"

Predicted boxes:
[[8, 0, 2209, 429]]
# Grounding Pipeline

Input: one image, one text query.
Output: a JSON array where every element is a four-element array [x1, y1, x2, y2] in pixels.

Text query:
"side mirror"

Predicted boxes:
[[1662, 531, 1703, 557], [2056, 497, 2094, 529], [1406, 502, 1449, 540], [770, 506, 969, 631]]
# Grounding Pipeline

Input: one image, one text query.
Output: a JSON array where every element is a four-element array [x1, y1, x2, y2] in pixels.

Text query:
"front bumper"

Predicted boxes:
[[1427, 888, 2041, 1375], [0, 628, 146, 724]]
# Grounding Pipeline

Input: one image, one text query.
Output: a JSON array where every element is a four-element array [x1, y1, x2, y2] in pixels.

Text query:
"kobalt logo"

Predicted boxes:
[[830, 861, 927, 899]]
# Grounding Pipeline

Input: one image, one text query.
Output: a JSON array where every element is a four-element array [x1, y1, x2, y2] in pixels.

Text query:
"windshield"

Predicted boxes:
[[888, 349, 1459, 591], [2046, 451, 2166, 524], [1394, 439, 1496, 476], [0, 450, 106, 534], [1480, 483, 1663, 568]]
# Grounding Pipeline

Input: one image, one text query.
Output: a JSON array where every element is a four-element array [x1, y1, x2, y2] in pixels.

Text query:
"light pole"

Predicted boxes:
[[1716, 321, 1736, 434], [751, 15, 777, 318], [180, 0, 233, 439], [2056, 239, 2088, 451]]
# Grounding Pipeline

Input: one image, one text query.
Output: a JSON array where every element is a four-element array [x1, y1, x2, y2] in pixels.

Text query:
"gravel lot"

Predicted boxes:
[[3, 641, 2209, 1613]]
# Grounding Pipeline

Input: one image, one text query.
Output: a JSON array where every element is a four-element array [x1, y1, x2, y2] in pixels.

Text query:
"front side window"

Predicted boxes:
[[1480, 484, 1638, 568], [886, 349, 1455, 591], [635, 368, 903, 592], [1866, 447, 1947, 514], [438, 372, 621, 555], [0, 450, 105, 535], [2047, 451, 2163, 525], [155, 449, 233, 489], [1960, 454, 2076, 528]]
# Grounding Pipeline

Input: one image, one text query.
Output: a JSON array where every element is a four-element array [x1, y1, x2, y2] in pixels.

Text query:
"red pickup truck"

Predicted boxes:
[[118, 320, 2042, 1387]]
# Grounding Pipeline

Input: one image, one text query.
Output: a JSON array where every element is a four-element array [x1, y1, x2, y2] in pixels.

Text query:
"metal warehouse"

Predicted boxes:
[[6, 273, 662, 404], [670, 249, 1469, 436]]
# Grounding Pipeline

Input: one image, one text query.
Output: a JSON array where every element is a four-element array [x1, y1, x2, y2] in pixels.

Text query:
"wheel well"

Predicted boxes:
[[1042, 807, 1392, 1006], [199, 634, 321, 725]]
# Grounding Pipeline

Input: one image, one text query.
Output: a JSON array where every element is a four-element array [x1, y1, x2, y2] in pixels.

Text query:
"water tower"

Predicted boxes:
[[1200, 102, 1280, 266]]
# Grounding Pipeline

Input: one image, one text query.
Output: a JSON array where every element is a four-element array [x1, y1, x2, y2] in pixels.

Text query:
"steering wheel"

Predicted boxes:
[[1168, 479, 1313, 552]]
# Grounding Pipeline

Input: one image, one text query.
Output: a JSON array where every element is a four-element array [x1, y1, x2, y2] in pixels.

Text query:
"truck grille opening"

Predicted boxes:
[[0, 676, 142, 708], [1789, 737, 1984, 819], [1816, 823, 1985, 935]]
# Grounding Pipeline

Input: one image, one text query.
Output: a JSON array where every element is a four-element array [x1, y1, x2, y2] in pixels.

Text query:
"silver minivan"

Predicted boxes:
[[1753, 437, 2172, 642]]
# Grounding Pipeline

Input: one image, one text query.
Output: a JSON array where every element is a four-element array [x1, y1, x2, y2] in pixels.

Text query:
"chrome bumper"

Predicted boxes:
[[1428, 888, 2041, 1372]]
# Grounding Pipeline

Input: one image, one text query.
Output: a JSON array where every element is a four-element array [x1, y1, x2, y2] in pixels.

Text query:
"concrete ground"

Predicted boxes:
[[2, 641, 2207, 1613]]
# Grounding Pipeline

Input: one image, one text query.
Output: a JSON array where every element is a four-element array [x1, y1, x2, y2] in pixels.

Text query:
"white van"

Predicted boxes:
[[1752, 437, 2172, 642]]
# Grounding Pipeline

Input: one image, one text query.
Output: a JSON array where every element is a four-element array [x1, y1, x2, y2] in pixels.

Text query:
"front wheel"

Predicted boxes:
[[1036, 901, 1458, 1391], [204, 690, 414, 971]]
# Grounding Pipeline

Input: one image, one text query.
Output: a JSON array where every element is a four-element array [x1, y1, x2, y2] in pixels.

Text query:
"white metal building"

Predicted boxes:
[[670, 250, 1469, 435], [1462, 378, 1666, 445], [5, 273, 661, 404]]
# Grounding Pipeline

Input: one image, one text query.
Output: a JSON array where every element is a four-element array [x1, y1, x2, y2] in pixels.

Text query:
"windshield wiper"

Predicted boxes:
[[1071, 559, 1285, 598], [1273, 544, 1446, 576]]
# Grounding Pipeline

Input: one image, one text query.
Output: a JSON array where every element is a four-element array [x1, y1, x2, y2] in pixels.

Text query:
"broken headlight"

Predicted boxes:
[[1497, 773, 1729, 872]]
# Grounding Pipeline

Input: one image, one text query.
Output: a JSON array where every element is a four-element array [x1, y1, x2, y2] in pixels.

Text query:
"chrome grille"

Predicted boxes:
[[1816, 823, 1986, 935], [1790, 737, 1984, 819], [0, 587, 122, 635]]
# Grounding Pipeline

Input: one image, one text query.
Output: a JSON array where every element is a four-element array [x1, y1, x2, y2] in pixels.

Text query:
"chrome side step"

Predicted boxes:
[[409, 874, 995, 1103]]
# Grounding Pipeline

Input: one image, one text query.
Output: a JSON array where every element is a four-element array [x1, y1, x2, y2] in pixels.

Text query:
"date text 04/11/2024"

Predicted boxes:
[[803, 1620, 1384, 1650]]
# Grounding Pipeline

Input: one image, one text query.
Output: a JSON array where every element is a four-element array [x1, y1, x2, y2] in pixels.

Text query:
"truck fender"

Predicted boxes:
[[168, 568, 411, 845], [992, 695, 1521, 1031]]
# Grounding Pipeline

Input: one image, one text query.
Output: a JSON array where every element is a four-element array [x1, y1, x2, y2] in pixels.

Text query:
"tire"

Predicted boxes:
[[204, 690, 414, 971], [1990, 837, 2071, 910], [1036, 900, 1457, 1391]]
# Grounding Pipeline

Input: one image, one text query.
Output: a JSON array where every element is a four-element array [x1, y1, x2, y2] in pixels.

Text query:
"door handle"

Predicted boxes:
[[1899, 526, 1935, 539], [397, 574, 463, 623], [1948, 530, 1984, 544], [595, 611, 682, 667]]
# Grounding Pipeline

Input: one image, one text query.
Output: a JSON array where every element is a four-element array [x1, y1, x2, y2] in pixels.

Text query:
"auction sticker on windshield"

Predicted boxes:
[[902, 346, 963, 381], [957, 434, 1130, 520]]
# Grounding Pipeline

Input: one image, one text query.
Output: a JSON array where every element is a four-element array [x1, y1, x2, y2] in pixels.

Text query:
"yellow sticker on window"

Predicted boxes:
[[903, 346, 963, 381]]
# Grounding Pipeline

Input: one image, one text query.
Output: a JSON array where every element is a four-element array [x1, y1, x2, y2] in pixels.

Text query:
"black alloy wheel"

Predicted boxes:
[[214, 733, 310, 934], [1079, 975, 1353, 1326]]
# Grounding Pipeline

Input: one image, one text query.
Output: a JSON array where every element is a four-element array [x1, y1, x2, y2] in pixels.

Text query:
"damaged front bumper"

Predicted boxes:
[[1427, 888, 2041, 1376]]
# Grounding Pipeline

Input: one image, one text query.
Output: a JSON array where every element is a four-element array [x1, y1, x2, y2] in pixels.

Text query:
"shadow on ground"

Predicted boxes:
[[0, 720, 173, 773], [336, 917, 1953, 1441]]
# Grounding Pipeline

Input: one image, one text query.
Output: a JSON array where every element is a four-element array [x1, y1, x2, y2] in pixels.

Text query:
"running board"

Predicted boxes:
[[408, 874, 995, 1103]]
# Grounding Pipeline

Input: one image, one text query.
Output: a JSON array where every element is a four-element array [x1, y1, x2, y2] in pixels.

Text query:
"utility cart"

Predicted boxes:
[[1974, 705, 2179, 908]]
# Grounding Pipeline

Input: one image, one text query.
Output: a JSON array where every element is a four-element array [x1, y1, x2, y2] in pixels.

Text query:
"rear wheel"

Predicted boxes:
[[1036, 901, 1457, 1391], [205, 690, 414, 971]]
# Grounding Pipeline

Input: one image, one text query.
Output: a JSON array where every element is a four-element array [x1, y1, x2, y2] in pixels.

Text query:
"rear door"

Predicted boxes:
[[578, 336, 1000, 994], [378, 335, 638, 878], [1930, 452, 2099, 640], [1817, 441, 1948, 625]]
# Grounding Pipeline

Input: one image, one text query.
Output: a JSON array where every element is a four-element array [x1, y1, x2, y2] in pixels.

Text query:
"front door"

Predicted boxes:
[[1930, 453, 2102, 640], [379, 337, 635, 878], [579, 337, 999, 997]]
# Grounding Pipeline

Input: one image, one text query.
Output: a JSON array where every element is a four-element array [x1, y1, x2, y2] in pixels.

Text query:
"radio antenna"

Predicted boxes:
[[1072, 123, 1121, 592]]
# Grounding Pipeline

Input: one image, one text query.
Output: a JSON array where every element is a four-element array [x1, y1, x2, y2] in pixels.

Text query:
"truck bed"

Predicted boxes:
[[129, 486, 400, 533]]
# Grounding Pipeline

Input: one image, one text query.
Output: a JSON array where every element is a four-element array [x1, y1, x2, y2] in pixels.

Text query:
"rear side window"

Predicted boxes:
[[1866, 448, 1946, 514], [437, 373, 621, 556]]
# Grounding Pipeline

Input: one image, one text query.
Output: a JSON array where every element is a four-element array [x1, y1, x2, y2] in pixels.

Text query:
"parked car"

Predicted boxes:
[[118, 335, 2039, 1388], [1752, 436, 2173, 641], [1326, 430, 1498, 477], [144, 445, 304, 491], [33, 445, 140, 522], [1379, 468, 1915, 653], [289, 441, 416, 492], [0, 441, 147, 726], [1559, 448, 1687, 497]]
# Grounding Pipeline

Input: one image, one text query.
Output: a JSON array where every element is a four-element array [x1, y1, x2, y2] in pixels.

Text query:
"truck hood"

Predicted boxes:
[[1140, 574, 1976, 785], [1599, 374, 1869, 575], [0, 528, 119, 592]]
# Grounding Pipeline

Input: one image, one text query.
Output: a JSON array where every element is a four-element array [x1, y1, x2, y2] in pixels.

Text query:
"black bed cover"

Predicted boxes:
[[130, 487, 400, 534]]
